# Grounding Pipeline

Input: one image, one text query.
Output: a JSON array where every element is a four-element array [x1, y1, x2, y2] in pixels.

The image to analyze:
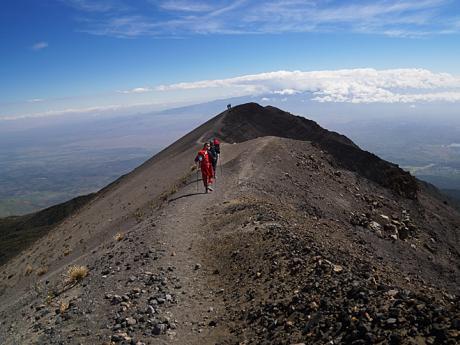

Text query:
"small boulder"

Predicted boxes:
[[368, 221, 382, 232]]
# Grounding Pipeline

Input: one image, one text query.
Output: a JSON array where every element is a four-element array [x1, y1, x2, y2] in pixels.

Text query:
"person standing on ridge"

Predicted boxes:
[[213, 138, 220, 155], [213, 138, 221, 177], [195, 143, 214, 193], [208, 140, 218, 178]]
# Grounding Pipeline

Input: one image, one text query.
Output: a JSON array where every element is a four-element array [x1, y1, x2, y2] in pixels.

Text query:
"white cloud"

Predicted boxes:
[[31, 42, 48, 51], [60, 0, 115, 12], [118, 87, 153, 94], [159, 0, 215, 12], [274, 89, 300, 95], [7, 67, 460, 122], [156, 68, 460, 103], [1, 104, 125, 121], [62, 0, 460, 37], [27, 98, 45, 103]]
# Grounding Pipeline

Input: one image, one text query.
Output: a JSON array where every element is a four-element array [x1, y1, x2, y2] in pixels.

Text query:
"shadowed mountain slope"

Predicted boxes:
[[0, 103, 458, 344], [0, 194, 95, 266]]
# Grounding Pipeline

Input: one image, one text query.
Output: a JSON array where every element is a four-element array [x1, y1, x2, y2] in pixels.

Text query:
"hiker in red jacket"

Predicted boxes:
[[195, 143, 214, 193]]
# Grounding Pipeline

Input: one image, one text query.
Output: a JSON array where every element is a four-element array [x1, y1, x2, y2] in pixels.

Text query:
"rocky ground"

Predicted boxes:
[[0, 104, 459, 344]]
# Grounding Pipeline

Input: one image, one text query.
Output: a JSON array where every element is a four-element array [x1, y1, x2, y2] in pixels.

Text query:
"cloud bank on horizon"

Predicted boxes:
[[3, 68, 460, 121], [157, 68, 460, 104], [62, 0, 460, 37]]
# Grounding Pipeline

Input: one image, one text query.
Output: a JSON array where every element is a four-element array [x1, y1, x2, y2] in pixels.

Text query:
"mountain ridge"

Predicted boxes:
[[0, 103, 459, 344]]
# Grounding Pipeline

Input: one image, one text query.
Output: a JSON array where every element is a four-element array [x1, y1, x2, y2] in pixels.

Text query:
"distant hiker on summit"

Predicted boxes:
[[195, 143, 214, 193]]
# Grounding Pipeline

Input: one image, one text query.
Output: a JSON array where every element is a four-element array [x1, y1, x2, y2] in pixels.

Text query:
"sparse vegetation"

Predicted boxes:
[[180, 175, 189, 185], [66, 265, 88, 283], [59, 300, 69, 314], [133, 209, 144, 222], [45, 291, 55, 305], [36, 267, 48, 276], [114, 232, 124, 241], [162, 185, 177, 201], [24, 264, 33, 276]]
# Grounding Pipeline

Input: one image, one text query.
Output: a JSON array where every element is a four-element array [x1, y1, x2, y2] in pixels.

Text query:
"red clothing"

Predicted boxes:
[[196, 149, 213, 187]]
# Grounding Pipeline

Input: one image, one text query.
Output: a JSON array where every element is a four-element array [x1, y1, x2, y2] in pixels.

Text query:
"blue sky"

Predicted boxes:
[[1, 0, 460, 120]]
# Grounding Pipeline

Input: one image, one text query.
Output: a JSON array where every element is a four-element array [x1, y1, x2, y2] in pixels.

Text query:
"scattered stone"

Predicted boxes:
[[333, 265, 343, 273], [152, 323, 167, 335], [126, 317, 136, 326], [111, 295, 123, 304], [368, 221, 382, 232], [387, 289, 399, 297], [398, 227, 409, 240]]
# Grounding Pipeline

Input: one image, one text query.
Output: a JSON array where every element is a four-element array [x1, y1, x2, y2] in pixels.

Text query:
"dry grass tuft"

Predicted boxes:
[[36, 267, 48, 276], [133, 209, 143, 222], [180, 175, 188, 184], [160, 185, 179, 202], [59, 301, 69, 313], [25, 264, 33, 276], [66, 265, 88, 283], [114, 232, 124, 241]]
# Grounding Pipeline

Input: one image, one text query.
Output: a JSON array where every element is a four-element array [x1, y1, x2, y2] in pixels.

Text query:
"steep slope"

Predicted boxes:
[[0, 193, 95, 266], [0, 104, 459, 344]]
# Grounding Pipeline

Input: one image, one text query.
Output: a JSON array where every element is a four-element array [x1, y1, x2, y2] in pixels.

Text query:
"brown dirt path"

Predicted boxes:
[[148, 146, 240, 344], [149, 139, 271, 344]]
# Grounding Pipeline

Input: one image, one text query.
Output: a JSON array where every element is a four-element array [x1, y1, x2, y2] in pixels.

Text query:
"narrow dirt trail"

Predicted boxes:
[[148, 158, 235, 344], [147, 138, 275, 344]]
